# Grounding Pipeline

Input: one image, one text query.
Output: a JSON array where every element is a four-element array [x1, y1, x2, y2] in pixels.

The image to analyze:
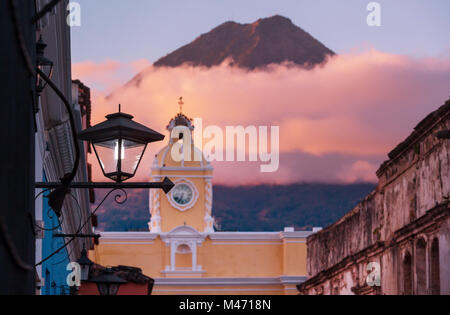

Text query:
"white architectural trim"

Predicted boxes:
[[160, 269, 206, 275], [204, 178, 215, 233], [281, 231, 315, 238], [153, 175, 214, 179], [211, 242, 282, 245], [209, 232, 280, 240], [160, 225, 207, 272], [160, 226, 207, 244], [149, 190, 161, 233], [279, 275, 308, 284], [153, 166, 214, 171], [99, 232, 159, 240], [101, 242, 155, 245], [153, 288, 286, 292], [209, 231, 313, 240], [98, 231, 313, 242], [154, 276, 307, 286]]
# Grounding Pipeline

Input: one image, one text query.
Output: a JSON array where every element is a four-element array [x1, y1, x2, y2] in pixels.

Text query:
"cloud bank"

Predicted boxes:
[[72, 50, 450, 185]]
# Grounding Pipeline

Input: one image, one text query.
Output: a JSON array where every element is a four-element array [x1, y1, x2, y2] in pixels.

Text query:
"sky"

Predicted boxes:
[[70, 0, 450, 185], [71, 0, 450, 63]]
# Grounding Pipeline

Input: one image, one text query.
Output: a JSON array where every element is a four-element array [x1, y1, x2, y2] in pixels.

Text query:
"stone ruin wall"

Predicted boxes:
[[306, 100, 450, 283]]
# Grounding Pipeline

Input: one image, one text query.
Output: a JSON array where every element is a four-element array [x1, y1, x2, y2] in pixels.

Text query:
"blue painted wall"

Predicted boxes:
[[41, 172, 72, 295]]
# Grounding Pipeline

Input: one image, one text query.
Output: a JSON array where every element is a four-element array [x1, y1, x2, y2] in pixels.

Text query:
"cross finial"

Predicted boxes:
[[178, 97, 184, 114]]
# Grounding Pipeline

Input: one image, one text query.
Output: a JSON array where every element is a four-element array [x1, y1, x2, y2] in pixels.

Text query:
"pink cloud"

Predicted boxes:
[[72, 58, 151, 94], [74, 50, 450, 184]]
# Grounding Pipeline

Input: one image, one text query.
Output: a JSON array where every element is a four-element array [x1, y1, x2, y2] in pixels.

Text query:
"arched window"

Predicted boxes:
[[430, 238, 440, 295], [175, 244, 192, 270], [415, 238, 427, 295], [403, 251, 413, 295]]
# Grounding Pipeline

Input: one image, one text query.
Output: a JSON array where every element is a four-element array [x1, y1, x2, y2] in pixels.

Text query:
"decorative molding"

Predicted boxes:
[[209, 231, 313, 241], [160, 225, 207, 272], [98, 231, 313, 242], [166, 178, 199, 212], [280, 275, 308, 284], [281, 231, 315, 239], [149, 190, 161, 233], [160, 225, 206, 244], [211, 242, 282, 245], [153, 288, 287, 292], [161, 269, 206, 275], [152, 166, 213, 171], [204, 178, 215, 233], [154, 276, 307, 286], [99, 232, 159, 240], [209, 232, 281, 240], [153, 175, 214, 179], [101, 242, 155, 245]]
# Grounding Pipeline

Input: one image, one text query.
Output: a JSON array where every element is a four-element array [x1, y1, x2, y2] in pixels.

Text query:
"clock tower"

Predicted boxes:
[[148, 109, 215, 233], [94, 99, 312, 293]]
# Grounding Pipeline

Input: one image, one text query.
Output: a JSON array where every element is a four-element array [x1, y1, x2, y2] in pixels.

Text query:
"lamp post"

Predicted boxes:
[[89, 268, 127, 296]]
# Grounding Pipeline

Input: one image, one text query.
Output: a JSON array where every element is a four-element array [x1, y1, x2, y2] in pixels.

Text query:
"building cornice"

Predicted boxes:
[[210, 231, 313, 241], [99, 230, 314, 241], [154, 276, 307, 286], [152, 166, 214, 172], [99, 232, 159, 240]]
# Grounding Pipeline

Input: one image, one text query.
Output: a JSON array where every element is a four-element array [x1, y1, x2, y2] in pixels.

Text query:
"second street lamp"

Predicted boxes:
[[76, 245, 94, 281], [89, 268, 127, 296]]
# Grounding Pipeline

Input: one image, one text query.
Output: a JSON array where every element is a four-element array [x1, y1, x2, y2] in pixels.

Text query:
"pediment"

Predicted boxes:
[[160, 225, 206, 245], [169, 225, 200, 236]]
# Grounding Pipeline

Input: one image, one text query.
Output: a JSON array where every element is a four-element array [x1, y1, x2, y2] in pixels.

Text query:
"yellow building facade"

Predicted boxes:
[[91, 112, 315, 295]]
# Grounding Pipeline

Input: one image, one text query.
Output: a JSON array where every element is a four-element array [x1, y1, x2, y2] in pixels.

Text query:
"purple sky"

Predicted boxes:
[[71, 0, 450, 64]]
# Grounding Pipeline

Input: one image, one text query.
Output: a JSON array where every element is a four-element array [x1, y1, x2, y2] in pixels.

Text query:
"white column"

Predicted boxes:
[[170, 242, 176, 271], [191, 242, 197, 271]]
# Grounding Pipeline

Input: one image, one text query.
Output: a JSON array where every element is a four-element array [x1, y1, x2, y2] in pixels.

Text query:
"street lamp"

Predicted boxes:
[[76, 245, 94, 281], [36, 36, 54, 95], [89, 268, 127, 295], [78, 105, 165, 183], [38, 105, 173, 217]]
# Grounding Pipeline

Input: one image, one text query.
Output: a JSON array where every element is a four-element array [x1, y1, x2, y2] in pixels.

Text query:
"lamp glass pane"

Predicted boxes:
[[108, 283, 120, 295], [93, 140, 120, 175], [97, 283, 120, 296], [121, 139, 146, 175]]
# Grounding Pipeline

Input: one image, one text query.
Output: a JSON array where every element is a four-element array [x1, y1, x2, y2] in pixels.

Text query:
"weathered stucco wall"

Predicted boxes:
[[303, 100, 450, 294]]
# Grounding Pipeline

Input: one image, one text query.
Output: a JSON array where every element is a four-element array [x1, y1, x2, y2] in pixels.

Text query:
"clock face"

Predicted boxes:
[[172, 184, 193, 206]]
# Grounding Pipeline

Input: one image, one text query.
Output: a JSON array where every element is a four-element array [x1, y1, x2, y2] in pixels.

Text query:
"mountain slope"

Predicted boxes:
[[154, 15, 335, 69], [96, 183, 375, 232]]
